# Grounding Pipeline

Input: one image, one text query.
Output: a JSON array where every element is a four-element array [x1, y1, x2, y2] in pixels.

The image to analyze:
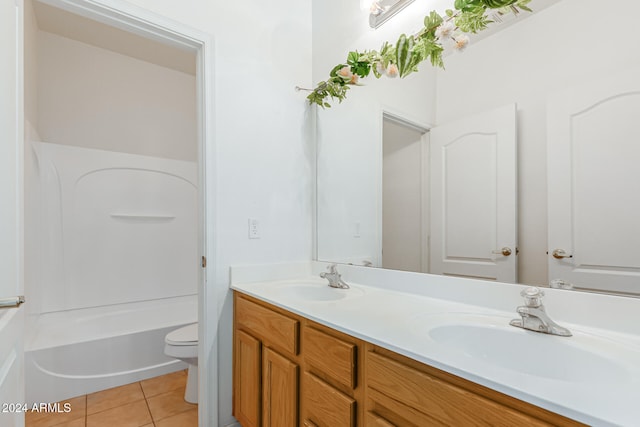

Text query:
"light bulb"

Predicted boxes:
[[360, 0, 375, 11]]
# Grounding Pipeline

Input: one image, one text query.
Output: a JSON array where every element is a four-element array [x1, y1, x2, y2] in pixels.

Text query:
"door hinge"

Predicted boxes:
[[201, 256, 207, 268]]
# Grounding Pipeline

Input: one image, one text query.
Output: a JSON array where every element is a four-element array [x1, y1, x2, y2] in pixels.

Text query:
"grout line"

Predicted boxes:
[[86, 397, 147, 416], [27, 372, 193, 427], [142, 380, 155, 425]]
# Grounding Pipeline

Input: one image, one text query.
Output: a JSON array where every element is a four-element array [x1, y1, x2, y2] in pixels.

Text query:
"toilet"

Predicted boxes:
[[164, 323, 198, 403]]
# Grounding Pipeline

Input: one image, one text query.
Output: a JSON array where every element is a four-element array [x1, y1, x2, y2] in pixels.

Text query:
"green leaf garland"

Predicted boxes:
[[306, 0, 533, 107]]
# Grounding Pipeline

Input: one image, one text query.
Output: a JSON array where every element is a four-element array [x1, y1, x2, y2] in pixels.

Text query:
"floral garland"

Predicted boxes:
[[305, 0, 533, 108]]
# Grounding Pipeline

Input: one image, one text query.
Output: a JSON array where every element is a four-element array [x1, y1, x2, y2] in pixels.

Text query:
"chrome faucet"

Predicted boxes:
[[510, 287, 572, 337], [319, 264, 350, 289]]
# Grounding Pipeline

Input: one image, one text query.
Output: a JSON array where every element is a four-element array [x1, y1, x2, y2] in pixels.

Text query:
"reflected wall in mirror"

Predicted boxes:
[[314, 0, 640, 297]]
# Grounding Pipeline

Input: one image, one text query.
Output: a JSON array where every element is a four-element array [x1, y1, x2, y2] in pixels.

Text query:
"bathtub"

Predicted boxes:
[[25, 295, 197, 405]]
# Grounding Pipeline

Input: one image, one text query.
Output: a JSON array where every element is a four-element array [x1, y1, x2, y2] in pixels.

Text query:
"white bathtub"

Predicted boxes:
[[25, 295, 197, 404]]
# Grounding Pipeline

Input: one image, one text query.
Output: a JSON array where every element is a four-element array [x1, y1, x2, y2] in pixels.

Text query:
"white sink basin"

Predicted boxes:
[[416, 313, 634, 384], [272, 282, 364, 302]]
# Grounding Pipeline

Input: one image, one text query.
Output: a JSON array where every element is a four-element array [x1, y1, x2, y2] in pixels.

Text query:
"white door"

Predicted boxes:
[[0, 0, 25, 425], [430, 104, 518, 282], [548, 68, 640, 295]]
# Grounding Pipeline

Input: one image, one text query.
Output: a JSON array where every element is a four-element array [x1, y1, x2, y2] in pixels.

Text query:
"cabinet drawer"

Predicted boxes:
[[303, 326, 357, 389], [367, 351, 549, 426], [365, 410, 396, 427], [236, 296, 299, 355], [303, 372, 356, 427], [366, 387, 439, 427]]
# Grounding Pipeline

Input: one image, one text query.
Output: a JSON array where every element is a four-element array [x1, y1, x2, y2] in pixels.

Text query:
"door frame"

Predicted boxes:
[[379, 107, 431, 272], [27, 0, 216, 423], [1, 0, 25, 424]]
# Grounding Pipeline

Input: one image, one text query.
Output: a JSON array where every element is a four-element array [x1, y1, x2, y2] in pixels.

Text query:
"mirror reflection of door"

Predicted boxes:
[[382, 116, 428, 272], [548, 68, 640, 296], [430, 104, 518, 283]]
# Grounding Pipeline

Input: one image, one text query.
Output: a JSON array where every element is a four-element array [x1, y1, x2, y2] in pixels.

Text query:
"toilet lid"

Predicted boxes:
[[166, 323, 198, 346]]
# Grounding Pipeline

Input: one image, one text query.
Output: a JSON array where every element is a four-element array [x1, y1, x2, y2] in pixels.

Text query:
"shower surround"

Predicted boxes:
[[24, 141, 198, 404]]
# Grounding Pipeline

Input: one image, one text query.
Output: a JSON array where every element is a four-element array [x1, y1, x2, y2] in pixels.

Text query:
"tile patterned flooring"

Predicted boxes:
[[26, 370, 197, 427]]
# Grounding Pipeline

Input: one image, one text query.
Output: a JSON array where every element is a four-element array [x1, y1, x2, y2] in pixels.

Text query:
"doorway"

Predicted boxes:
[[381, 113, 429, 272], [6, 0, 215, 425]]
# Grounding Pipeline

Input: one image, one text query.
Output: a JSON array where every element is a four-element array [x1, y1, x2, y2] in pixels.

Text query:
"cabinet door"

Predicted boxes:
[[233, 330, 261, 427], [263, 347, 299, 427]]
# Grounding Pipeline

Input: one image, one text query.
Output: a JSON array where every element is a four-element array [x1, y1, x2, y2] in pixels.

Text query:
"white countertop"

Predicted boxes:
[[231, 262, 640, 427]]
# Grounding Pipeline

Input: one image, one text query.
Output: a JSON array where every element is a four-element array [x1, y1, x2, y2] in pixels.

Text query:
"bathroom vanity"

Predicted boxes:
[[230, 262, 640, 427], [233, 292, 581, 426]]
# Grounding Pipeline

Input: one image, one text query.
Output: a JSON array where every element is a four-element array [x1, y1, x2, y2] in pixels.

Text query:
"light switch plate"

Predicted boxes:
[[248, 218, 260, 239]]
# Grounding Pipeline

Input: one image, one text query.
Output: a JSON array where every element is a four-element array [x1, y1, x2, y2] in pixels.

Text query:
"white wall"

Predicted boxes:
[[314, 0, 436, 267], [435, 0, 640, 285], [113, 1, 313, 425], [37, 31, 197, 161]]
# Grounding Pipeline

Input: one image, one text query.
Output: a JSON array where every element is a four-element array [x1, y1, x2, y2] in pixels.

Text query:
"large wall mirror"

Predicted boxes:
[[314, 0, 640, 297]]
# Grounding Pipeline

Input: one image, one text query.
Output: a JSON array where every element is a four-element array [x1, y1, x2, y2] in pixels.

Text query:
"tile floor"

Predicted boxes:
[[25, 370, 197, 427]]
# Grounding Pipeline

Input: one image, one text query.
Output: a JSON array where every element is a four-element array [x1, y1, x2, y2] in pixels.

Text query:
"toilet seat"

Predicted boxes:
[[165, 323, 198, 346], [164, 323, 199, 404]]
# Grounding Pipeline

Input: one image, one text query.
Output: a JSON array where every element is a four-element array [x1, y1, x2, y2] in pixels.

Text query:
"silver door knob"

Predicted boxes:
[[552, 249, 573, 259], [492, 247, 512, 256]]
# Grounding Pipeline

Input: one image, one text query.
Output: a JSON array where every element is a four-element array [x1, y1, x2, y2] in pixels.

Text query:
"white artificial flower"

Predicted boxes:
[[370, 1, 384, 16], [337, 66, 353, 80], [453, 34, 470, 51], [435, 21, 455, 40], [386, 63, 399, 78]]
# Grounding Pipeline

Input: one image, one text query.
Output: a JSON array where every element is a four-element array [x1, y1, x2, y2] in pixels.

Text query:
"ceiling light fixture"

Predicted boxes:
[[368, 0, 417, 29]]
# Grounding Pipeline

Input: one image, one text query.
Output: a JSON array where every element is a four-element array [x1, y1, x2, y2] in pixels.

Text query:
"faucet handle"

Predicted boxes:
[[550, 279, 574, 290], [325, 263, 338, 273], [521, 287, 544, 308]]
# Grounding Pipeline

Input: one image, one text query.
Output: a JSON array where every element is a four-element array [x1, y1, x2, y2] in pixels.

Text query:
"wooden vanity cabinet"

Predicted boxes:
[[233, 293, 365, 427], [233, 292, 584, 427], [233, 294, 300, 427]]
